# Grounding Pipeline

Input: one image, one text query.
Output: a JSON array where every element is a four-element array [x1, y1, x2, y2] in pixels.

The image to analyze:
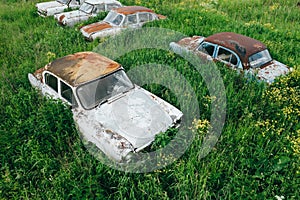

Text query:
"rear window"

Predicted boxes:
[[248, 49, 272, 68]]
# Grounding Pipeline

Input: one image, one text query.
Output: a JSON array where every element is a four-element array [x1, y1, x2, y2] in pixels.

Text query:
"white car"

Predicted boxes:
[[28, 52, 182, 162], [80, 6, 166, 41], [36, 0, 84, 17], [54, 0, 122, 27]]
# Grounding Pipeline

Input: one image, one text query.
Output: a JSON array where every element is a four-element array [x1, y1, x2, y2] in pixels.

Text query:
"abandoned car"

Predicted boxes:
[[36, 0, 84, 17], [28, 52, 183, 162], [170, 32, 292, 84], [80, 6, 166, 40], [54, 0, 122, 27]]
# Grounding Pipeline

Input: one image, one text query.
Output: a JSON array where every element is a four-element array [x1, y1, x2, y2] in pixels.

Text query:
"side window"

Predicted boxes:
[[139, 13, 150, 23], [94, 4, 105, 13], [60, 81, 77, 107], [126, 14, 137, 25], [107, 3, 120, 11], [70, 0, 80, 5], [112, 15, 123, 25], [198, 42, 215, 57], [217, 47, 238, 66], [45, 73, 58, 92]]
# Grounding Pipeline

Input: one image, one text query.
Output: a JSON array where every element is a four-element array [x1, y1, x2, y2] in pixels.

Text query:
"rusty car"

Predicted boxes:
[[170, 32, 292, 84], [36, 0, 84, 17], [28, 52, 182, 162], [80, 6, 166, 41], [54, 0, 122, 27]]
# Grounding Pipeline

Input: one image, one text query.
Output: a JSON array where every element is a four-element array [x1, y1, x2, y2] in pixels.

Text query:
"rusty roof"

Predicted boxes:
[[46, 52, 121, 86], [114, 6, 154, 15], [205, 32, 267, 65]]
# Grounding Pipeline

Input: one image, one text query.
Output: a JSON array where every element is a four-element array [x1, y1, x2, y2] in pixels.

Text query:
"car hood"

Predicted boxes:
[[58, 10, 89, 21], [81, 21, 113, 35], [74, 87, 181, 151], [94, 88, 174, 149], [257, 60, 291, 83], [36, 1, 63, 10]]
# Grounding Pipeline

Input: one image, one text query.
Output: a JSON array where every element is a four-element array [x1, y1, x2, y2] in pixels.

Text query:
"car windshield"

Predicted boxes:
[[76, 70, 134, 110], [103, 11, 124, 25], [248, 49, 272, 68], [57, 0, 69, 4], [79, 2, 94, 14]]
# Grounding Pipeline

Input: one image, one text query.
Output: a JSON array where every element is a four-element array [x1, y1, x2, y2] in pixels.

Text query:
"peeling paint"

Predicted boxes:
[[170, 32, 292, 84], [80, 6, 166, 40], [36, 0, 84, 17], [54, 0, 122, 27], [28, 52, 183, 162]]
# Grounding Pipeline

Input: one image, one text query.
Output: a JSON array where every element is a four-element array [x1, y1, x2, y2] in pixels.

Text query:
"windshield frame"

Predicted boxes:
[[79, 2, 94, 14], [76, 69, 135, 110], [248, 49, 273, 69]]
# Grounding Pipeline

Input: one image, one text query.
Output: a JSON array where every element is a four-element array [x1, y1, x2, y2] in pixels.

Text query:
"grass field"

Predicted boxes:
[[0, 0, 299, 199]]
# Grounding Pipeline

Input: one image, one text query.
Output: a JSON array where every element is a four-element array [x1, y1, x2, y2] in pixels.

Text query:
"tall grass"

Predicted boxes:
[[0, 0, 299, 199]]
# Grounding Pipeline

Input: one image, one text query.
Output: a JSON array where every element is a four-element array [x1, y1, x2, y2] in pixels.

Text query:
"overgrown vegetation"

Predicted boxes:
[[0, 0, 299, 199]]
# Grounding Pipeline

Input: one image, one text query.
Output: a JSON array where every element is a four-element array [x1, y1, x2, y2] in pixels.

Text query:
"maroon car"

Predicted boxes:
[[170, 32, 292, 83]]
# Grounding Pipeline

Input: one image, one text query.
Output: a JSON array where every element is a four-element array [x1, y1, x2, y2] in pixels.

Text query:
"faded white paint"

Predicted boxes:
[[36, 0, 84, 17], [28, 57, 183, 162], [80, 8, 163, 40], [54, 0, 122, 27]]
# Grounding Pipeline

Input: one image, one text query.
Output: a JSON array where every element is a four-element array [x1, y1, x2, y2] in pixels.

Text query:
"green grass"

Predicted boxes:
[[0, 0, 299, 199]]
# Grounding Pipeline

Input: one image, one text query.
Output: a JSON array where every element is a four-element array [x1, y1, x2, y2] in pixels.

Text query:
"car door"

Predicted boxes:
[[125, 14, 139, 28], [137, 12, 153, 26], [91, 4, 105, 16], [42, 72, 61, 99], [60, 80, 78, 107], [215, 46, 241, 69], [196, 41, 217, 60]]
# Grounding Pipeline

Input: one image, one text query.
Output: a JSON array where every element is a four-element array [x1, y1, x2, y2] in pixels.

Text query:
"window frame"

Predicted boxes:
[[216, 46, 241, 67], [43, 71, 78, 108], [197, 41, 217, 57], [93, 4, 105, 14], [60, 80, 78, 107], [44, 72, 58, 93], [125, 14, 138, 25], [138, 12, 152, 23]]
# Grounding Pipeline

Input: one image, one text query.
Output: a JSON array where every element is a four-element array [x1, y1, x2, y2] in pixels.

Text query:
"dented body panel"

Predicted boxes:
[[36, 0, 84, 17], [28, 52, 183, 161], [80, 6, 166, 40], [170, 32, 292, 84], [54, 0, 122, 27]]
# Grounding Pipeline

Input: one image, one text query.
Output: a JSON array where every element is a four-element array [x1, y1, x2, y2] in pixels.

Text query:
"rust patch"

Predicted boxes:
[[46, 52, 121, 86], [82, 22, 112, 35], [114, 6, 154, 15], [156, 14, 167, 19], [59, 14, 65, 21], [178, 36, 202, 50], [33, 66, 46, 82]]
